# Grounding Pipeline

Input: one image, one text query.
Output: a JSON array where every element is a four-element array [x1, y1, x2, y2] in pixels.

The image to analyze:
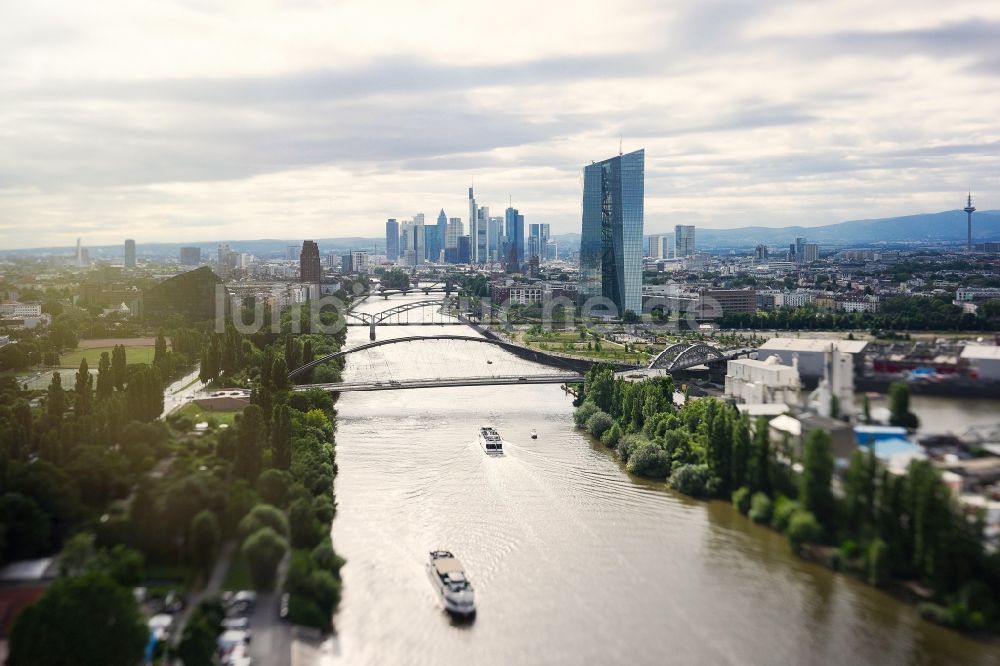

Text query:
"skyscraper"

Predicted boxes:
[[386, 218, 399, 262], [794, 237, 806, 264], [476, 206, 489, 263], [300, 240, 321, 284], [488, 216, 503, 262], [446, 217, 463, 251], [179, 247, 201, 266], [124, 239, 136, 268], [965, 193, 976, 252], [505, 206, 524, 270], [468, 186, 479, 263], [580, 149, 644, 315], [674, 225, 695, 258], [433, 209, 448, 263]]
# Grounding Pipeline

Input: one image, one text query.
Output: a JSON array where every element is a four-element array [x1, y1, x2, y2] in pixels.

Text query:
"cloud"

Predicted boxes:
[[1, 0, 1000, 249]]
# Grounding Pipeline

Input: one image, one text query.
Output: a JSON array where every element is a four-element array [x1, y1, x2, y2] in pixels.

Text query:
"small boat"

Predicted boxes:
[[487, 360, 493, 365], [479, 426, 503, 454], [427, 550, 476, 617], [530, 429, 537, 439]]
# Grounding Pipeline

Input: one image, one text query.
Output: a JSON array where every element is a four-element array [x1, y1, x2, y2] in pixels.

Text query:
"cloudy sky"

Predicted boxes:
[[2, 0, 999, 248]]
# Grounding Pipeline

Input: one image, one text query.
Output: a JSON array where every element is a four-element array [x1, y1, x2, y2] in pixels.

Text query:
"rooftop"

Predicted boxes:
[[960, 345, 1000, 361], [759, 337, 868, 354]]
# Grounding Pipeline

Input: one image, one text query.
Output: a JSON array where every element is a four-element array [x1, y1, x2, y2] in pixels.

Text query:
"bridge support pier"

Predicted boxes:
[[369, 321, 376, 340]]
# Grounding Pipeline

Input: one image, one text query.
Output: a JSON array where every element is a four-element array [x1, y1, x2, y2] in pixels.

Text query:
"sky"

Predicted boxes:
[[1, 0, 999, 249]]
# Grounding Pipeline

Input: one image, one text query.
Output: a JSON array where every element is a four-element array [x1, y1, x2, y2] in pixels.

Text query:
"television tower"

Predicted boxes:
[[964, 193, 976, 252]]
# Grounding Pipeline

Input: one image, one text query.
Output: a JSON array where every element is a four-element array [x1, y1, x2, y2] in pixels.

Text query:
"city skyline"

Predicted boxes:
[[2, 1, 999, 248]]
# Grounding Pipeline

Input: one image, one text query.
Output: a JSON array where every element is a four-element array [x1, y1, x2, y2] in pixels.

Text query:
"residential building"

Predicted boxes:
[[579, 148, 644, 315], [386, 218, 399, 262], [124, 239, 136, 268], [675, 225, 695, 258], [801, 243, 819, 263], [350, 250, 369, 274], [0, 302, 42, 318], [299, 240, 321, 284]]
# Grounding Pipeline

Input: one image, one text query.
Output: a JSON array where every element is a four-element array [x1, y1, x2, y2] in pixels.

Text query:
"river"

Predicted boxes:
[[322, 294, 999, 666]]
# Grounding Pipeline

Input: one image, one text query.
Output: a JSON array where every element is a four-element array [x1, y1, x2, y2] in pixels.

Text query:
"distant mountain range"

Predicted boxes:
[[5, 209, 999, 258]]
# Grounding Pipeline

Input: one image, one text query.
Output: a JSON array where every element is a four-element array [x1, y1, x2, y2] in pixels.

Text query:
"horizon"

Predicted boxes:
[[2, 1, 999, 248]]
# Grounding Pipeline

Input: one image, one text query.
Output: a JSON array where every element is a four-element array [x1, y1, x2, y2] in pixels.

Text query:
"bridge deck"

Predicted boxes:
[[295, 373, 582, 392]]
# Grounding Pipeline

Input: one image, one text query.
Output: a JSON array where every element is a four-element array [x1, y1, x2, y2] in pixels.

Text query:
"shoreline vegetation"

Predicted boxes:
[[1, 279, 361, 664], [571, 364, 1000, 638]]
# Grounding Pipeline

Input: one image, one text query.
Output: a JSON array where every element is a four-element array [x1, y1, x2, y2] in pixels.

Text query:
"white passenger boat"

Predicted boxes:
[[427, 550, 476, 617], [478, 426, 503, 454]]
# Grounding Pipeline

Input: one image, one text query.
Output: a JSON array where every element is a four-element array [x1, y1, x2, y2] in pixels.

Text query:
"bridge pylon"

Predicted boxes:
[[369, 320, 376, 340]]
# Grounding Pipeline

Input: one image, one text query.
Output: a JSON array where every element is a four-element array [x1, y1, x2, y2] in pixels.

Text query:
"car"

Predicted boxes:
[[517, 377, 527, 382], [221, 616, 250, 631], [147, 614, 174, 641], [278, 593, 289, 620]]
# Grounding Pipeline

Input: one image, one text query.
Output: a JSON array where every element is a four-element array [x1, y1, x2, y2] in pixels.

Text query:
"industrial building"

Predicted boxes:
[[961, 345, 1000, 381], [724, 356, 801, 407], [757, 337, 868, 383]]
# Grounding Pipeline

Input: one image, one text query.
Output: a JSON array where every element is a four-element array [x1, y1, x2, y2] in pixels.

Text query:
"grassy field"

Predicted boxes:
[[59, 344, 156, 368], [174, 402, 240, 426]]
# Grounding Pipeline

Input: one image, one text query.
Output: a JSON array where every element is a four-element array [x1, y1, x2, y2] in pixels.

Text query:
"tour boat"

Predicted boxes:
[[479, 426, 504, 454], [427, 550, 476, 617], [530, 429, 537, 439]]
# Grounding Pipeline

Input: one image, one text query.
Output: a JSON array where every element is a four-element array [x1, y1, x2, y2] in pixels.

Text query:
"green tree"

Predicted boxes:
[[867, 538, 889, 586], [153, 329, 168, 367], [748, 416, 772, 495], [0, 492, 51, 560], [271, 405, 292, 471], [272, 357, 290, 390], [46, 372, 65, 428], [731, 414, 750, 491], [8, 573, 147, 666], [242, 527, 288, 590], [238, 503, 290, 541], [786, 509, 823, 552], [800, 430, 835, 532], [74, 358, 93, 417], [888, 382, 919, 428], [189, 510, 221, 570], [95, 351, 113, 401], [234, 405, 264, 481], [111, 345, 127, 391], [176, 609, 219, 666]]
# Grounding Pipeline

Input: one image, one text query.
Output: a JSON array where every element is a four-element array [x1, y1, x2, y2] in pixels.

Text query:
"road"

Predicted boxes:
[[162, 365, 203, 417], [167, 541, 235, 659], [249, 552, 293, 666]]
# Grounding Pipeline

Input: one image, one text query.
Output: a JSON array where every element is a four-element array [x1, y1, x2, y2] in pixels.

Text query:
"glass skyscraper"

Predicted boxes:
[[579, 149, 644, 315], [386, 218, 399, 262]]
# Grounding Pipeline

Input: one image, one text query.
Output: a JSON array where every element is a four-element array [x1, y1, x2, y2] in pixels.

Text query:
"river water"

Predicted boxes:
[[323, 294, 999, 666]]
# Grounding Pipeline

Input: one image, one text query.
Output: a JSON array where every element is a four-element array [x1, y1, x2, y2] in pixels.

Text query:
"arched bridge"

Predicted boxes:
[[648, 342, 756, 371], [288, 334, 587, 389], [345, 298, 463, 339]]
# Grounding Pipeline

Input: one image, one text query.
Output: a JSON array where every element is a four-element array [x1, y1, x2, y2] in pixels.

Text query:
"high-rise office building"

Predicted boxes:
[[386, 218, 399, 262], [505, 206, 524, 270], [648, 234, 671, 259], [457, 235, 471, 264], [794, 237, 806, 263], [754, 244, 768, 262], [468, 187, 479, 263], [180, 247, 201, 266], [300, 240, 321, 284], [580, 149, 644, 315], [675, 225, 695, 258], [475, 206, 490, 263], [433, 209, 448, 263], [446, 217, 463, 250], [801, 243, 819, 263], [287, 245, 299, 260], [488, 216, 503, 262], [124, 239, 136, 268], [528, 223, 550, 262]]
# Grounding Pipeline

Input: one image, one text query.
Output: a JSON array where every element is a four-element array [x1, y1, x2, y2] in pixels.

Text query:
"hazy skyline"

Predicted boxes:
[[2, 0, 999, 249]]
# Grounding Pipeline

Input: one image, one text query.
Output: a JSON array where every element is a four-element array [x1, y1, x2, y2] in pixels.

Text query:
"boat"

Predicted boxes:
[[479, 426, 504, 454], [530, 429, 537, 439], [427, 550, 476, 617]]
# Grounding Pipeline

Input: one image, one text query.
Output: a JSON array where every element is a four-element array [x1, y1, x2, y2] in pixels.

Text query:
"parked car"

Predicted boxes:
[[279, 593, 289, 620]]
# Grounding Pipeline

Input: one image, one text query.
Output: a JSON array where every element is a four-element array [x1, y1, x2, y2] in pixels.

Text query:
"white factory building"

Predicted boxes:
[[724, 355, 801, 407], [961, 345, 1000, 381], [756, 337, 868, 382]]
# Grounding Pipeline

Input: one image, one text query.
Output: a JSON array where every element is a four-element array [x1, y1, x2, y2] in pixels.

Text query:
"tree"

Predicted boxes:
[[271, 405, 292, 471], [867, 538, 889, 586], [153, 329, 168, 367], [242, 527, 288, 590], [585, 411, 614, 439], [844, 448, 877, 534], [95, 351, 113, 401], [748, 416, 772, 495], [289, 497, 323, 548], [46, 372, 65, 428], [257, 469, 291, 507], [111, 345, 127, 391], [0, 492, 51, 560], [8, 573, 147, 666], [705, 405, 733, 496], [787, 509, 823, 551], [234, 405, 264, 481], [888, 382, 919, 428], [73, 358, 93, 417], [189, 510, 221, 570], [272, 357, 289, 390], [861, 393, 872, 425], [176, 609, 219, 666], [800, 429, 835, 532], [731, 414, 750, 491], [238, 503, 290, 541]]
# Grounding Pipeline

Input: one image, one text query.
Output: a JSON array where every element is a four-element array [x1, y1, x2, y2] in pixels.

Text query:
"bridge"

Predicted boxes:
[[295, 373, 581, 392], [345, 299, 463, 339], [648, 342, 756, 371]]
